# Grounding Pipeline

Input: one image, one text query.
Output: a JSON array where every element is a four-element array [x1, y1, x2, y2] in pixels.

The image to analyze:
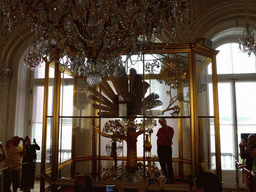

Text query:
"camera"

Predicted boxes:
[[148, 178, 156, 184], [106, 184, 116, 192]]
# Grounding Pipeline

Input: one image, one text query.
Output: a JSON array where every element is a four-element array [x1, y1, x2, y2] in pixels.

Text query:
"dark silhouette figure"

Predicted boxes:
[[157, 118, 174, 184], [20, 136, 40, 192]]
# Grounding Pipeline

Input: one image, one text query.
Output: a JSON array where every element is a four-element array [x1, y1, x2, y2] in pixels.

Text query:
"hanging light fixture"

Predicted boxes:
[[238, 24, 256, 56], [1, 0, 188, 85], [238, 0, 256, 56], [87, 72, 102, 87], [23, 42, 44, 71]]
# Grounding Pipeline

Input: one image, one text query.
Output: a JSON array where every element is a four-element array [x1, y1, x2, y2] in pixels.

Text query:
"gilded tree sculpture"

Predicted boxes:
[[93, 119, 154, 173]]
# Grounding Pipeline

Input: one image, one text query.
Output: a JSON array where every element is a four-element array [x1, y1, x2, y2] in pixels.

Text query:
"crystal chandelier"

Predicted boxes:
[[0, 0, 186, 85], [238, 0, 256, 56], [238, 24, 256, 56], [23, 42, 44, 71]]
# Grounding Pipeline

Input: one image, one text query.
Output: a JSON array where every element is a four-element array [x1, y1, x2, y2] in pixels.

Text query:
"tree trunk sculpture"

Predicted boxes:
[[92, 119, 151, 173]]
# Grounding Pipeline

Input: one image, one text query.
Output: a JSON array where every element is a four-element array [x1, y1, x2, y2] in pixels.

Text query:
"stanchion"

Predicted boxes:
[[0, 173, 2, 192]]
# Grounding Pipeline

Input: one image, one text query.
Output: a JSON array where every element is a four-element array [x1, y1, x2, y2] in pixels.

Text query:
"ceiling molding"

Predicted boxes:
[[175, 0, 256, 46]]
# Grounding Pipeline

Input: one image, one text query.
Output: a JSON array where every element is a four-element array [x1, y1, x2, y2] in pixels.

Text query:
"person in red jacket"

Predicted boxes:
[[157, 118, 174, 184]]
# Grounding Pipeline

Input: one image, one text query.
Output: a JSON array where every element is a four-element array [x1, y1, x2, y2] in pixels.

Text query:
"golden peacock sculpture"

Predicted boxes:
[[88, 67, 162, 173], [88, 67, 162, 117]]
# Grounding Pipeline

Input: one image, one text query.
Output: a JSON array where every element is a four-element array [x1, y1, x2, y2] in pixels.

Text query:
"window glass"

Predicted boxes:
[[217, 83, 235, 170], [216, 43, 256, 74], [58, 73, 74, 163], [31, 86, 45, 162], [34, 62, 55, 79], [233, 46, 256, 73], [34, 62, 46, 79], [236, 82, 256, 147], [216, 44, 232, 74]]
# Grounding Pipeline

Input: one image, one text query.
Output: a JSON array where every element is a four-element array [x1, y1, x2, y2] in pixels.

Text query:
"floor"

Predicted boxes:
[[15, 179, 246, 192], [222, 189, 247, 192], [16, 179, 41, 192]]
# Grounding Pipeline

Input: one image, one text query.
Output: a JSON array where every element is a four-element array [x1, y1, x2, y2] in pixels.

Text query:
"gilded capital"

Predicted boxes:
[[0, 68, 13, 84]]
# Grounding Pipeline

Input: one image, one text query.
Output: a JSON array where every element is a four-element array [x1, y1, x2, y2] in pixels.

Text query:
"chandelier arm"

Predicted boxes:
[[107, 30, 137, 58], [57, 21, 86, 56], [70, 0, 79, 11], [107, 10, 142, 55], [132, 0, 146, 7], [23, 10, 38, 18], [73, 20, 91, 52], [40, 0, 59, 23], [58, 14, 71, 37], [71, 4, 112, 58], [71, 0, 90, 37], [41, 0, 83, 55], [92, 1, 115, 57], [41, 0, 85, 55]]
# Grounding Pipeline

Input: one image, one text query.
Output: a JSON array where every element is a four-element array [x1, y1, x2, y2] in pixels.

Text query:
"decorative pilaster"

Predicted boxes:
[[0, 67, 13, 145]]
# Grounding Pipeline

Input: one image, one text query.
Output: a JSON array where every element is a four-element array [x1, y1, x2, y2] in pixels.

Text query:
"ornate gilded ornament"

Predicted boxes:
[[145, 54, 189, 116]]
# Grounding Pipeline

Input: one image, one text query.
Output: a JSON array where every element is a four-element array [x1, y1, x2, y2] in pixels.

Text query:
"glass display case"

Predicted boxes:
[[40, 43, 220, 190]]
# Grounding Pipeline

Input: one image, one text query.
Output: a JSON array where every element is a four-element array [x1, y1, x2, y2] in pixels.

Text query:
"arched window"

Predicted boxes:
[[212, 43, 256, 171]]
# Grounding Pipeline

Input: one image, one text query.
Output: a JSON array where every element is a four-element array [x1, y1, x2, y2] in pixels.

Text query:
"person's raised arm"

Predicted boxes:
[[33, 139, 40, 150]]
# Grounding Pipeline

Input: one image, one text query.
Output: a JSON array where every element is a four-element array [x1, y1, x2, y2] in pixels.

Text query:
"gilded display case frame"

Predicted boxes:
[[39, 43, 220, 191]]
